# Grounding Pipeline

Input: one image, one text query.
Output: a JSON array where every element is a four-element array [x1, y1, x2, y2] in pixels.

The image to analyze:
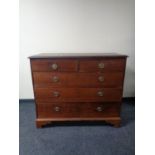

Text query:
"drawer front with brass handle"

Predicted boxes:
[[37, 102, 120, 118], [33, 72, 124, 88], [34, 88, 122, 102], [79, 59, 126, 72], [31, 59, 78, 72]]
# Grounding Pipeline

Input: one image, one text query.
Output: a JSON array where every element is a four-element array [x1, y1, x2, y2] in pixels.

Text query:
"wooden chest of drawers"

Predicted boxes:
[[29, 53, 127, 128]]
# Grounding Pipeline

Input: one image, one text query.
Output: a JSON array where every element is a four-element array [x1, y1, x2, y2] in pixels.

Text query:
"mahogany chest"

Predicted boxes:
[[29, 53, 127, 128]]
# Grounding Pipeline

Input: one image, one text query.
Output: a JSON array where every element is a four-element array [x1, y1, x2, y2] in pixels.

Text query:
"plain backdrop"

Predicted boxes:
[[19, 0, 135, 99]]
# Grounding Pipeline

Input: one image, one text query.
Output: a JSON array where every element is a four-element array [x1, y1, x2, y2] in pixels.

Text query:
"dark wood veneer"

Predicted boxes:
[[37, 102, 120, 118], [34, 87, 122, 102], [79, 59, 126, 72], [31, 59, 78, 72], [33, 72, 124, 88], [29, 53, 127, 128]]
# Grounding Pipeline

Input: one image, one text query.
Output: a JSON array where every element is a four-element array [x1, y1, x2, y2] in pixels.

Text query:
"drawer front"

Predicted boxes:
[[33, 72, 124, 88], [79, 58, 126, 72], [31, 59, 78, 72], [37, 102, 120, 118], [34, 88, 122, 102]]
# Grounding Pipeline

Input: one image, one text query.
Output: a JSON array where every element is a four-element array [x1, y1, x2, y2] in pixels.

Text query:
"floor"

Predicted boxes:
[[19, 100, 135, 155]]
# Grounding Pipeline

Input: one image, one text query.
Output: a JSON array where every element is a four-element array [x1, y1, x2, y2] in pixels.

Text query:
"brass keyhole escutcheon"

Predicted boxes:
[[54, 106, 60, 112], [52, 76, 59, 82], [96, 106, 104, 112], [98, 63, 104, 69], [51, 63, 58, 70], [98, 76, 104, 82], [53, 91, 60, 97], [97, 91, 104, 97]]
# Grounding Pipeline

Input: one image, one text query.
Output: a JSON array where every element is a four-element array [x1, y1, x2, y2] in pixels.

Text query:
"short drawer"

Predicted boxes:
[[31, 59, 78, 72], [79, 58, 126, 72], [37, 102, 120, 118], [33, 72, 124, 88], [34, 88, 122, 102]]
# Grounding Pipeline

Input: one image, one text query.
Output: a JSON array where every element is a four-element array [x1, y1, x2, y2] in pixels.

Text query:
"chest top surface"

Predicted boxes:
[[29, 53, 128, 59]]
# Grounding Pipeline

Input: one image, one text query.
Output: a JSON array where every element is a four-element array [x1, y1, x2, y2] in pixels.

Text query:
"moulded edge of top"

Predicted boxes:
[[28, 53, 128, 59]]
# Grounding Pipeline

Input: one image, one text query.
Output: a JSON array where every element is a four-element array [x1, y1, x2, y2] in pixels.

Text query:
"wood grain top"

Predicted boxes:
[[29, 53, 128, 59]]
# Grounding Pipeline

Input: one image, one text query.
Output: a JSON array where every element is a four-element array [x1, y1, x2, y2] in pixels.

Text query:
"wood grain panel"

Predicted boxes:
[[37, 102, 120, 118], [34, 88, 122, 102], [33, 72, 124, 88], [79, 58, 126, 72], [31, 59, 78, 72]]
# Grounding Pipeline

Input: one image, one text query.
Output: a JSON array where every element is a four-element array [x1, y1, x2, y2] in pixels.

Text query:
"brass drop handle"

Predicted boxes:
[[97, 91, 104, 97], [54, 106, 60, 112], [52, 76, 59, 82], [51, 63, 58, 70], [96, 106, 103, 112], [98, 76, 104, 82], [98, 62, 104, 69], [53, 91, 60, 97]]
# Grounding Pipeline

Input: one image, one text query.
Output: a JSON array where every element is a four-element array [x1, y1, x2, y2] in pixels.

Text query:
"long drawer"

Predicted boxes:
[[34, 88, 122, 102], [33, 72, 124, 88], [37, 102, 120, 118]]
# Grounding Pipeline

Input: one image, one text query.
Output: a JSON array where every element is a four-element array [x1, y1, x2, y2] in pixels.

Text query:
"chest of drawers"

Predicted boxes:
[[29, 53, 127, 128]]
